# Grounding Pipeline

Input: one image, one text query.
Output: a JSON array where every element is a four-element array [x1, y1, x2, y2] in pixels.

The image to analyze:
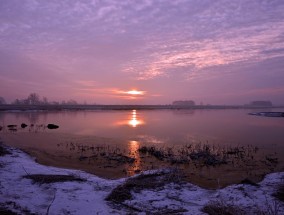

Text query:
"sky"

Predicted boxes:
[[0, 0, 284, 105]]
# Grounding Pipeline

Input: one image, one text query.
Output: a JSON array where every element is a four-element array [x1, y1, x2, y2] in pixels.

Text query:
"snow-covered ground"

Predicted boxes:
[[0, 145, 283, 215]]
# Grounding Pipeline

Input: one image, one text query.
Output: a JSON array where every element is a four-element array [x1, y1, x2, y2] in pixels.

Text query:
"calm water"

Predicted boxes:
[[1, 108, 284, 187], [1, 108, 284, 148]]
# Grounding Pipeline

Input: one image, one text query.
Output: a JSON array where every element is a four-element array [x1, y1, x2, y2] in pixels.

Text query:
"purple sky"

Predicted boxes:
[[1, 0, 284, 105]]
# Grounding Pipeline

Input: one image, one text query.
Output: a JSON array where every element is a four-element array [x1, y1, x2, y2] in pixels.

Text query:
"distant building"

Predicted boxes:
[[249, 101, 273, 107], [172, 100, 195, 106]]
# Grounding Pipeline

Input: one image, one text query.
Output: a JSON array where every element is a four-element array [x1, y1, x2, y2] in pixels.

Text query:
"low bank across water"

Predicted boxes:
[[1, 104, 284, 111], [249, 111, 284, 117]]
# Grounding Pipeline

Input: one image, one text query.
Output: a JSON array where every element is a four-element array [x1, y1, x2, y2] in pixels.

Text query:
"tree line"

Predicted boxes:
[[0, 93, 79, 105]]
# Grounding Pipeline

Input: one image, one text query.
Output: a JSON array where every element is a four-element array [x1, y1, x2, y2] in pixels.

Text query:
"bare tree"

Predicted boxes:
[[11, 94, 79, 106], [27, 93, 40, 105]]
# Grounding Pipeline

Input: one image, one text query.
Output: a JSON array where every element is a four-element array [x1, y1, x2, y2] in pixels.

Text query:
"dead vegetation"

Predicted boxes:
[[59, 142, 136, 166], [0, 201, 36, 215], [23, 174, 86, 184], [106, 168, 185, 204], [273, 183, 284, 202], [0, 143, 11, 157], [203, 197, 283, 215], [138, 143, 258, 167], [202, 200, 246, 215], [0, 206, 18, 215]]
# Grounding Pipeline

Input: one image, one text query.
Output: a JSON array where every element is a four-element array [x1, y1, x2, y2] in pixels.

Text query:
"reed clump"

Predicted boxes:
[[138, 143, 258, 167]]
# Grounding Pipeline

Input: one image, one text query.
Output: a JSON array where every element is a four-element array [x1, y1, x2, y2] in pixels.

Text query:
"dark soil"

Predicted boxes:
[[202, 201, 245, 215], [0, 144, 11, 156], [0, 207, 18, 215], [273, 183, 284, 202], [0, 202, 37, 215], [23, 174, 86, 184]]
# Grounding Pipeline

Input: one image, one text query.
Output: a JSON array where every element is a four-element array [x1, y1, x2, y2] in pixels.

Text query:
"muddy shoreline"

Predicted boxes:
[[1, 132, 283, 189]]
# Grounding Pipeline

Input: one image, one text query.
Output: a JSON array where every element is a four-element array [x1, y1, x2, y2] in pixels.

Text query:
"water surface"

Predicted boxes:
[[1, 109, 283, 188], [1, 108, 284, 146]]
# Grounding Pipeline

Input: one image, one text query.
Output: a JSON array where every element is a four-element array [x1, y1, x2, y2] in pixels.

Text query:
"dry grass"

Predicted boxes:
[[23, 174, 86, 184], [138, 143, 258, 167], [106, 169, 185, 203], [0, 144, 11, 157], [203, 197, 283, 215], [0, 202, 36, 215], [273, 183, 284, 202], [202, 200, 246, 215], [0, 207, 18, 215]]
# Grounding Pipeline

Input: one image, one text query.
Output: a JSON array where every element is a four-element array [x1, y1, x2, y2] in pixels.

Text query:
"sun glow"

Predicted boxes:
[[126, 90, 145, 95], [112, 89, 146, 99]]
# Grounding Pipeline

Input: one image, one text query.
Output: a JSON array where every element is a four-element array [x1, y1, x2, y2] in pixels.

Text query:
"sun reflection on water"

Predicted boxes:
[[128, 140, 141, 174], [128, 110, 138, 127], [128, 110, 144, 128], [114, 109, 145, 128]]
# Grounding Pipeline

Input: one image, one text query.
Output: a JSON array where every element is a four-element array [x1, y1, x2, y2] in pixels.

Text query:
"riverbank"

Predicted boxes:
[[1, 143, 284, 214], [1, 104, 284, 111]]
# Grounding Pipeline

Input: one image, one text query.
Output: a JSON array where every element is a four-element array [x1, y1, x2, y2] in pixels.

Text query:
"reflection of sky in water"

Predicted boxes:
[[1, 109, 284, 147], [134, 135, 165, 144]]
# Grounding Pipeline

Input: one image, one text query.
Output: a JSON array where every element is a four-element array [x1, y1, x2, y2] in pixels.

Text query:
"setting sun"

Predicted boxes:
[[126, 90, 145, 95], [112, 89, 146, 100]]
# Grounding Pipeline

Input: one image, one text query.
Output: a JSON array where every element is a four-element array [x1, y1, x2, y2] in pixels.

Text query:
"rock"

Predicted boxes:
[[21, 123, 28, 128], [47, 124, 59, 129]]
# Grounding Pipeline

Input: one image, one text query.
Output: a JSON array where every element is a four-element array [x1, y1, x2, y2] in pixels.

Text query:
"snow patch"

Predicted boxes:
[[0, 145, 283, 214]]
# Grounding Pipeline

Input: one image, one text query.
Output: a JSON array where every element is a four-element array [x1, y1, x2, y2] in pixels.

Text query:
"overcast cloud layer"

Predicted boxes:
[[1, 0, 284, 104]]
